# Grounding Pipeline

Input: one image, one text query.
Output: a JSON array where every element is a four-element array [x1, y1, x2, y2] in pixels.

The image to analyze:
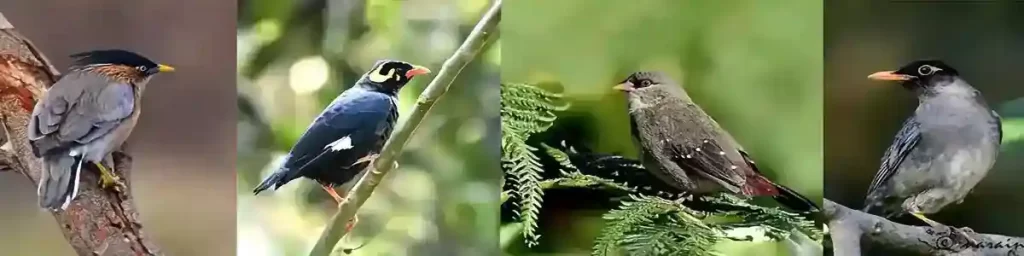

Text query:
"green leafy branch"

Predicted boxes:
[[500, 82, 568, 246], [500, 82, 822, 255]]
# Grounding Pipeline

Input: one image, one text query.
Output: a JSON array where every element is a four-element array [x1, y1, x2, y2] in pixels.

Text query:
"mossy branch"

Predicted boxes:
[[307, 1, 502, 255]]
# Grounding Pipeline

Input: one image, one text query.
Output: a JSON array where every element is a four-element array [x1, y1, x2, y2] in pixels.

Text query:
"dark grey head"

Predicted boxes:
[[614, 71, 676, 92], [614, 71, 689, 108], [357, 59, 431, 94], [69, 49, 174, 77], [868, 60, 960, 92]]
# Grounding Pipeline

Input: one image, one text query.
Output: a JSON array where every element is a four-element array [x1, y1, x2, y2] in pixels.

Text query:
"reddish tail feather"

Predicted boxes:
[[742, 174, 779, 196]]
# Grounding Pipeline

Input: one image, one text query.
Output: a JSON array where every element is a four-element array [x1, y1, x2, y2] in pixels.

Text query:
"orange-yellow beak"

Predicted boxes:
[[613, 82, 635, 92], [867, 70, 913, 81], [405, 65, 431, 79]]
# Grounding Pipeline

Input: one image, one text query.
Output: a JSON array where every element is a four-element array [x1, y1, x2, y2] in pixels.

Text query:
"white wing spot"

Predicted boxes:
[[695, 148, 702, 152], [325, 136, 354, 151], [729, 165, 738, 170], [718, 151, 725, 155]]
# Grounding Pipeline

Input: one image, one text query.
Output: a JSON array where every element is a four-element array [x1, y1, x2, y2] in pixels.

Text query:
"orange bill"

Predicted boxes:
[[867, 70, 913, 81]]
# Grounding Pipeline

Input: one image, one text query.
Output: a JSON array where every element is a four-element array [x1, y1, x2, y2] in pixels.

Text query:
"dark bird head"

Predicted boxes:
[[613, 71, 689, 107], [357, 59, 431, 94], [68, 49, 174, 82], [868, 60, 960, 92]]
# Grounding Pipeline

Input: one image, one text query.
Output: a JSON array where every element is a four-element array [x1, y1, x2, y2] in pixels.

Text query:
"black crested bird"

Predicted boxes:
[[862, 60, 1001, 232], [614, 71, 819, 213], [252, 59, 430, 232], [27, 49, 175, 211]]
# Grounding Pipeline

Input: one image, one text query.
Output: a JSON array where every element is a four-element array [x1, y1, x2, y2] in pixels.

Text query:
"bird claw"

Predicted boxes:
[[352, 154, 380, 167], [948, 226, 978, 244], [96, 162, 125, 192]]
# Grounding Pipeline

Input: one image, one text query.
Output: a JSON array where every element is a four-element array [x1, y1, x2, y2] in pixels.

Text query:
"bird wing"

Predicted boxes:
[[664, 135, 747, 193], [283, 90, 396, 173], [867, 116, 921, 193], [29, 72, 136, 156]]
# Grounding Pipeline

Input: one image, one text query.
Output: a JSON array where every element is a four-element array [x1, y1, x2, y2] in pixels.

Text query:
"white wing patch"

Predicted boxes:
[[325, 136, 354, 151]]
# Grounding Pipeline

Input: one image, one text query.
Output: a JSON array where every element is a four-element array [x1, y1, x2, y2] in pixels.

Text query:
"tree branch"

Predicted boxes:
[[307, 1, 502, 255], [0, 13, 161, 256], [824, 199, 1024, 255]]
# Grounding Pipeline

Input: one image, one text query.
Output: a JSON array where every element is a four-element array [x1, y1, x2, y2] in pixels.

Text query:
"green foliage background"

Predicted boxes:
[[502, 0, 823, 255], [236, 0, 499, 255]]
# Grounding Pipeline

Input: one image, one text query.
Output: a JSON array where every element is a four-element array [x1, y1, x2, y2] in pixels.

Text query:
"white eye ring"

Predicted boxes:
[[137, 66, 148, 72], [918, 65, 940, 76]]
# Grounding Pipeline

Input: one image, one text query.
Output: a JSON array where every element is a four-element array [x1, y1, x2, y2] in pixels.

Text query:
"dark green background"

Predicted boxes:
[[824, 1, 1024, 252]]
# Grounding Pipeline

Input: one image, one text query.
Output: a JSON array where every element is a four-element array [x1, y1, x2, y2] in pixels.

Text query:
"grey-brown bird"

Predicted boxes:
[[615, 71, 818, 212], [27, 49, 174, 211]]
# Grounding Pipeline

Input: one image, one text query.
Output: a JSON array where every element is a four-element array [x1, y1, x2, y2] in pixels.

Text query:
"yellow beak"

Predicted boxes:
[[157, 64, 176, 73]]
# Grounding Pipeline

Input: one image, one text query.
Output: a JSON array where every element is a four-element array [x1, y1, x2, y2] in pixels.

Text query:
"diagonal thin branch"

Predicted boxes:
[[0, 13, 161, 256], [824, 199, 1024, 256], [307, 1, 503, 255]]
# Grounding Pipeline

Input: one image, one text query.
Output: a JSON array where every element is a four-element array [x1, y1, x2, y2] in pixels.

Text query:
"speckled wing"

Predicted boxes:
[[629, 102, 746, 193], [28, 72, 136, 156], [867, 116, 921, 194]]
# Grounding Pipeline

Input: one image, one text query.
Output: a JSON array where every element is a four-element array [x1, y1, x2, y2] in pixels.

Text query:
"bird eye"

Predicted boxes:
[[918, 65, 937, 76], [639, 79, 653, 87], [137, 66, 148, 72]]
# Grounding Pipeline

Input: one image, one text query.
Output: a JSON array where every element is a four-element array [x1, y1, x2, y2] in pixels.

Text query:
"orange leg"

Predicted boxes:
[[321, 185, 344, 205], [321, 185, 359, 234]]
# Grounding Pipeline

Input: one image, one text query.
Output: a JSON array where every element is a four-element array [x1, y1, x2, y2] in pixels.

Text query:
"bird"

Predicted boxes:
[[252, 59, 430, 233], [862, 60, 1001, 234], [27, 49, 175, 211], [614, 71, 818, 213]]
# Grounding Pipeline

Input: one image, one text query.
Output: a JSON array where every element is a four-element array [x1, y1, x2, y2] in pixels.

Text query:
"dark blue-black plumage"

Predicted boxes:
[[253, 60, 430, 196]]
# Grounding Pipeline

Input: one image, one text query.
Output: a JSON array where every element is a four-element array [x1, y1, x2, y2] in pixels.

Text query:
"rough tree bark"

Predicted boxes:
[[824, 199, 1024, 256], [0, 12, 161, 256]]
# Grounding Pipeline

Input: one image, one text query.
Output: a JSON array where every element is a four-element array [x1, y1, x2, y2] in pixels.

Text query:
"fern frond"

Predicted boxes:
[[594, 195, 718, 256], [500, 83, 567, 247], [704, 194, 823, 241]]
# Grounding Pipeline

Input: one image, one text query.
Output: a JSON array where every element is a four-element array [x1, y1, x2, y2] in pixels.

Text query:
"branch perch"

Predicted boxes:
[[824, 199, 1024, 256], [0, 13, 161, 256], [307, 1, 502, 255]]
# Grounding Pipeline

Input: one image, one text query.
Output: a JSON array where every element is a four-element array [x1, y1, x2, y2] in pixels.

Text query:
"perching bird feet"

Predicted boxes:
[[95, 162, 125, 192], [911, 212, 978, 244], [320, 185, 359, 235]]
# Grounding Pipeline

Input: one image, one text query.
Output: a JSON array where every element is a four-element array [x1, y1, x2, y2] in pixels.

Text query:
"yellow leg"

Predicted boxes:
[[911, 212, 977, 244], [95, 162, 124, 190], [910, 212, 942, 227]]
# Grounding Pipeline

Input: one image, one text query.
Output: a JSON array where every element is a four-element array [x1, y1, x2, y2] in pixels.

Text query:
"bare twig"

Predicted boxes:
[[307, 1, 502, 255], [824, 199, 1024, 256], [0, 13, 161, 256]]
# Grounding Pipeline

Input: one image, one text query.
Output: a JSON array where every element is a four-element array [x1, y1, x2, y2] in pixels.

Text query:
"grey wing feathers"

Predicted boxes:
[[666, 138, 745, 192], [867, 116, 921, 193], [29, 72, 135, 156]]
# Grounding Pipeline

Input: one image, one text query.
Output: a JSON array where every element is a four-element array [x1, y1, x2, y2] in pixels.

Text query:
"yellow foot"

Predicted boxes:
[[911, 212, 978, 244], [95, 162, 125, 192]]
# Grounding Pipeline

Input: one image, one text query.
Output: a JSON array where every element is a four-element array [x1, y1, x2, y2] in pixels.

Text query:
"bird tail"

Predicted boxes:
[[38, 154, 84, 211], [252, 168, 295, 195]]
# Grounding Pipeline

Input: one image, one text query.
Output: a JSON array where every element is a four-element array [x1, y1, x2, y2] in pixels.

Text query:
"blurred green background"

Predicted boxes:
[[502, 0, 822, 255], [236, 0, 499, 255], [825, 0, 1024, 249], [0, 1, 236, 255]]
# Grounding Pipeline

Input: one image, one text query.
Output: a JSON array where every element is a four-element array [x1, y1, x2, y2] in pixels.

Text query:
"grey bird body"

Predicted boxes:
[[625, 83, 750, 194], [616, 72, 821, 214], [865, 75, 1001, 217], [27, 50, 171, 211], [29, 71, 145, 210]]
